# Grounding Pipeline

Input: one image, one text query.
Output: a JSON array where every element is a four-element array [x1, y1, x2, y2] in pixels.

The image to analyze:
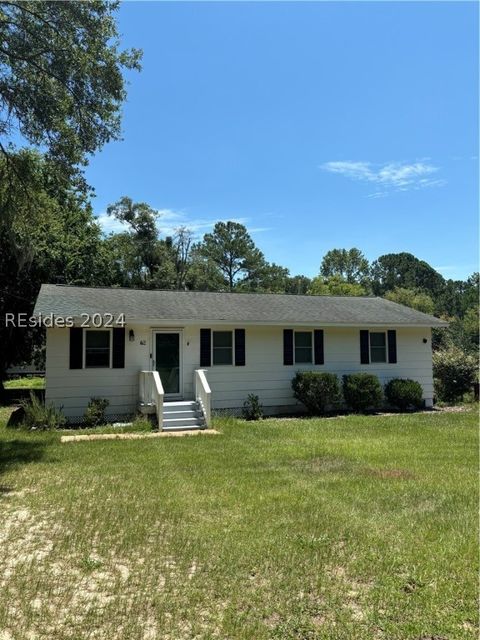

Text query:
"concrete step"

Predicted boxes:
[[162, 409, 201, 420], [162, 423, 204, 432], [164, 400, 197, 408], [163, 416, 202, 426]]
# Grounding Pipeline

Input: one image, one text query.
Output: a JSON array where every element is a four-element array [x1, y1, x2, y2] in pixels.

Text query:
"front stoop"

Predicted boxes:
[[162, 400, 206, 431]]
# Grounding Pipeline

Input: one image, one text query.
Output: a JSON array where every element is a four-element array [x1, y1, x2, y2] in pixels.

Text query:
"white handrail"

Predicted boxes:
[[139, 370, 165, 430], [195, 369, 211, 428]]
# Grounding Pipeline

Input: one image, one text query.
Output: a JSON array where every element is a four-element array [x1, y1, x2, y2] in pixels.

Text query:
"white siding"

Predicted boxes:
[[45, 324, 433, 420]]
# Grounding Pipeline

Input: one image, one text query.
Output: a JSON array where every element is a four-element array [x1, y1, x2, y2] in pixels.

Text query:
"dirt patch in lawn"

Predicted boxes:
[[61, 429, 219, 443], [363, 467, 416, 480]]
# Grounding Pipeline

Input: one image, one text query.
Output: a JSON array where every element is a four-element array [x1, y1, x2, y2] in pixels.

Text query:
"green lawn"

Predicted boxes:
[[4, 376, 45, 389], [0, 409, 477, 640]]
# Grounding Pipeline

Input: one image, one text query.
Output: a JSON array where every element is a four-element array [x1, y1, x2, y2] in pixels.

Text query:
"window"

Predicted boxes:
[[85, 330, 111, 368], [294, 331, 313, 363], [212, 331, 233, 365], [370, 332, 386, 363]]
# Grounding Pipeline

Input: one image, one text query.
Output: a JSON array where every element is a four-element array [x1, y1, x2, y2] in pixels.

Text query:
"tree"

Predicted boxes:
[[0, 1, 141, 210], [107, 196, 160, 282], [370, 252, 445, 296], [239, 263, 290, 293], [196, 221, 266, 291], [308, 275, 366, 297], [0, 150, 110, 396], [286, 275, 312, 295], [171, 227, 194, 290], [384, 287, 435, 314], [320, 248, 370, 285]]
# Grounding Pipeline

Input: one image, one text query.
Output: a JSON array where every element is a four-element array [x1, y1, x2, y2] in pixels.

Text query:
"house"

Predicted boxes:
[[33, 284, 448, 429]]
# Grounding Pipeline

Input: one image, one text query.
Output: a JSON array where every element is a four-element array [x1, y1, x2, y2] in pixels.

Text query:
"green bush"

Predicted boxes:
[[20, 392, 65, 430], [291, 372, 342, 415], [83, 397, 109, 427], [342, 373, 383, 413], [433, 347, 478, 403], [385, 378, 423, 410], [242, 394, 264, 421]]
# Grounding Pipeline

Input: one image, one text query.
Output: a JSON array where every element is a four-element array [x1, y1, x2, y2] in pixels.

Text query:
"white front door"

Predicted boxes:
[[153, 331, 183, 398]]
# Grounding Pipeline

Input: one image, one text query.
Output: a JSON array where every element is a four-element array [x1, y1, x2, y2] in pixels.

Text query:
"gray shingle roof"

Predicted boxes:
[[33, 284, 448, 327]]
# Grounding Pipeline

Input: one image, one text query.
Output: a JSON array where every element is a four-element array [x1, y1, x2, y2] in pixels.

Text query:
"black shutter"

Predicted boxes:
[[112, 327, 125, 368], [234, 329, 246, 366], [360, 330, 370, 364], [283, 329, 294, 365], [314, 329, 324, 365], [387, 330, 397, 364], [69, 327, 83, 369], [200, 329, 211, 367]]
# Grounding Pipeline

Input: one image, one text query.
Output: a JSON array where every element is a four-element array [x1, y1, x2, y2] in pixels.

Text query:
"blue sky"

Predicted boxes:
[[87, 1, 479, 281]]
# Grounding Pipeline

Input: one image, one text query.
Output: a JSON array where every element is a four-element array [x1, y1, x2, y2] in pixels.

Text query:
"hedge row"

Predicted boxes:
[[292, 372, 423, 415]]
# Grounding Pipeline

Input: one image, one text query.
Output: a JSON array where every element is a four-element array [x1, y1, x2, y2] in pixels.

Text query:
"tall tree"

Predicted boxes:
[[171, 227, 194, 290], [196, 221, 265, 291], [286, 275, 312, 295], [370, 252, 445, 296], [320, 248, 370, 285], [0, 150, 110, 396], [0, 0, 141, 212], [107, 196, 160, 281]]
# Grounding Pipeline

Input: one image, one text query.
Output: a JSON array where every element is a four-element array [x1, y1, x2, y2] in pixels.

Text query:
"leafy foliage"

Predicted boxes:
[[242, 394, 264, 421], [196, 221, 266, 291], [0, 150, 112, 396], [384, 378, 423, 410], [342, 373, 383, 412], [0, 0, 141, 195], [292, 372, 342, 415], [385, 287, 435, 314], [20, 392, 65, 430], [83, 397, 110, 428], [320, 248, 370, 285], [370, 252, 445, 296], [308, 275, 366, 296], [433, 347, 478, 403]]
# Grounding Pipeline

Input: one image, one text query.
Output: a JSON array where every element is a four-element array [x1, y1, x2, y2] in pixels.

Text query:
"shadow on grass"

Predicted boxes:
[[0, 438, 48, 487]]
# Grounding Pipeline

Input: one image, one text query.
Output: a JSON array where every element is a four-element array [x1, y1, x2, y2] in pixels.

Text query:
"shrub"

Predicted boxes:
[[385, 378, 423, 411], [433, 347, 478, 403], [291, 372, 341, 415], [242, 394, 263, 421], [342, 373, 383, 413], [83, 397, 109, 427], [20, 392, 66, 430]]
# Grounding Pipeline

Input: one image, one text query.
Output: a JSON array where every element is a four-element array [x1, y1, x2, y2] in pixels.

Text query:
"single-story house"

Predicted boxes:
[[33, 284, 448, 429]]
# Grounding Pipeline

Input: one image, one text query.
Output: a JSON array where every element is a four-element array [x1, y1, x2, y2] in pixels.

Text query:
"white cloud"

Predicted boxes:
[[95, 209, 270, 238], [320, 160, 447, 196], [94, 213, 129, 235]]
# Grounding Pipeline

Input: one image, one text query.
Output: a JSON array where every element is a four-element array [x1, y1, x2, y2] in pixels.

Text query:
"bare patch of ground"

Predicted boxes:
[[61, 429, 219, 442]]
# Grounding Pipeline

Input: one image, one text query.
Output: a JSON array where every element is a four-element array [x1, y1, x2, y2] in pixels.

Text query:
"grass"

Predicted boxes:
[[4, 376, 45, 389], [0, 408, 477, 639]]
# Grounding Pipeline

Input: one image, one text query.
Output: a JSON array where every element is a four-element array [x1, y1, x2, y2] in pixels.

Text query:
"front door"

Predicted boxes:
[[153, 331, 182, 398]]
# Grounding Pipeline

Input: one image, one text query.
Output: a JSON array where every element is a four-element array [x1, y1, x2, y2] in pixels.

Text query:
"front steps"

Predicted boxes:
[[163, 400, 205, 431], [138, 400, 206, 431]]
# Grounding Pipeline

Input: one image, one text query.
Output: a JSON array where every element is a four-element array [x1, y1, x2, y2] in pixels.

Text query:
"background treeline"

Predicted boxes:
[[1, 153, 477, 392]]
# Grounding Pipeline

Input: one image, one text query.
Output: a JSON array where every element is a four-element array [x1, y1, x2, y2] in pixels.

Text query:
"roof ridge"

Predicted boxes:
[[43, 283, 379, 300]]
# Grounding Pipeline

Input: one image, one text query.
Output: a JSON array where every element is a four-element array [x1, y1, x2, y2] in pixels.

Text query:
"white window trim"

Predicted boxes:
[[212, 330, 235, 366], [83, 328, 113, 369], [294, 329, 313, 365], [369, 331, 387, 364]]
